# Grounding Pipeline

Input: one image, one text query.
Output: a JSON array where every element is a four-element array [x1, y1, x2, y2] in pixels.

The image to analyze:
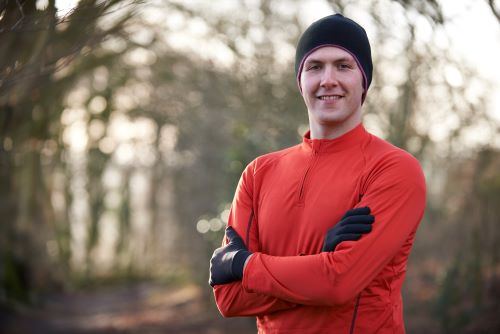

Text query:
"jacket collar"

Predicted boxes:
[[301, 123, 368, 153]]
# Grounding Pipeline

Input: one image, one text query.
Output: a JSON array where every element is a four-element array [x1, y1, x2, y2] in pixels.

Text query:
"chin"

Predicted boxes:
[[317, 115, 349, 125]]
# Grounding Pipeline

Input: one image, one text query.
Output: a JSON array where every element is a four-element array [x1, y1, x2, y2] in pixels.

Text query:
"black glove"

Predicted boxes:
[[209, 226, 252, 287], [322, 207, 374, 252]]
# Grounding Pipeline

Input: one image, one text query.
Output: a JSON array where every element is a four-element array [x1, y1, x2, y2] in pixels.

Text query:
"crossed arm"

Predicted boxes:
[[210, 208, 373, 316], [209, 207, 373, 286], [210, 154, 426, 317]]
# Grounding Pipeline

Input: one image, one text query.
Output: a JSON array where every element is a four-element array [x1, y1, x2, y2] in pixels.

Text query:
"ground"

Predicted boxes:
[[0, 278, 447, 334], [0, 283, 256, 334]]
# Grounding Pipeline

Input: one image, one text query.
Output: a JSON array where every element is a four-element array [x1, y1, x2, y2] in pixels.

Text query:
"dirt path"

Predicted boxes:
[[0, 283, 257, 333]]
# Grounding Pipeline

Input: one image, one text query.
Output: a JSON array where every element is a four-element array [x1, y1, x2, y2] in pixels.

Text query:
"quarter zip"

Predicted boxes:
[[297, 141, 321, 204]]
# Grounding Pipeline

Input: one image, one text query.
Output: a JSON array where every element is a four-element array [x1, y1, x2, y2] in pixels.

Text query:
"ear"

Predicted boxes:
[[297, 79, 304, 96]]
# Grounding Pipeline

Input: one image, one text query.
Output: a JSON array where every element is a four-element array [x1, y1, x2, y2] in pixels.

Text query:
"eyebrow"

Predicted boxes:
[[304, 56, 354, 65]]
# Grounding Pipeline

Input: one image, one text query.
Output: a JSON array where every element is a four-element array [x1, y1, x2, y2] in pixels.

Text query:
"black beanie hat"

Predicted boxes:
[[295, 14, 373, 93]]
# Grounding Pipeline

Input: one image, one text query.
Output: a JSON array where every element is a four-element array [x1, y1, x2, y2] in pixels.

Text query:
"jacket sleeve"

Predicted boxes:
[[241, 152, 426, 306], [213, 160, 297, 317]]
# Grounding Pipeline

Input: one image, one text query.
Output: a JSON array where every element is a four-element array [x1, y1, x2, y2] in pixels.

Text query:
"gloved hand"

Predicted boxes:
[[322, 207, 374, 252], [209, 226, 252, 287]]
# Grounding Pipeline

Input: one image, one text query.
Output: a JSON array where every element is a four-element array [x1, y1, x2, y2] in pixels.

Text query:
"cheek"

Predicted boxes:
[[345, 76, 364, 96], [300, 75, 316, 96]]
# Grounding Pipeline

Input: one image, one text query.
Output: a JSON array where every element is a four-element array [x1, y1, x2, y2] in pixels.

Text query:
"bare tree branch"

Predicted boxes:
[[488, 0, 500, 22]]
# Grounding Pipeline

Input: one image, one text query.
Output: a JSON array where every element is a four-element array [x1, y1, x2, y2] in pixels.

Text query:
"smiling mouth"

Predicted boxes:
[[318, 95, 343, 100]]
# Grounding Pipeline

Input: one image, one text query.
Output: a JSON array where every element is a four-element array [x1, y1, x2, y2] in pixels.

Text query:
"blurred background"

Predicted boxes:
[[1, 0, 499, 333]]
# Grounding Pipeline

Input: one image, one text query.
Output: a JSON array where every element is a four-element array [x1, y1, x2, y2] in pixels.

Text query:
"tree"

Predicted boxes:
[[487, 0, 500, 21], [0, 0, 138, 305], [436, 148, 500, 333]]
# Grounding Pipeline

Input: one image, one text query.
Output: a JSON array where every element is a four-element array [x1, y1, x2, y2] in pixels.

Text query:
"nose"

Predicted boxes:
[[320, 66, 338, 89]]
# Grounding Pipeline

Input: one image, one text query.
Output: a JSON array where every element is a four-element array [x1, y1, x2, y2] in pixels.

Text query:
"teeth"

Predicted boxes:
[[319, 95, 341, 100]]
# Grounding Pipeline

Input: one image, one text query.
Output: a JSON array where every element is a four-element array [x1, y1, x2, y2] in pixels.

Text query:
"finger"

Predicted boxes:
[[225, 226, 243, 242], [209, 260, 216, 287], [327, 234, 362, 252], [336, 233, 362, 243], [339, 224, 372, 234], [342, 206, 371, 219], [324, 233, 364, 252], [209, 266, 216, 287], [343, 214, 374, 224]]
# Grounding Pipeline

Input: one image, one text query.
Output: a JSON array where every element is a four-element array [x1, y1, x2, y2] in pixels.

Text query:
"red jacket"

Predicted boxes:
[[213, 124, 426, 333]]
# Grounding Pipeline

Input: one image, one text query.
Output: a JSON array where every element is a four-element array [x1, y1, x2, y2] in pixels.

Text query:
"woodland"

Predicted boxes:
[[1, 0, 499, 333]]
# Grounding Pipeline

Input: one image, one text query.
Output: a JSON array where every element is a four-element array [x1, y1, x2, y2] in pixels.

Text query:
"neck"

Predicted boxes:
[[309, 114, 362, 140]]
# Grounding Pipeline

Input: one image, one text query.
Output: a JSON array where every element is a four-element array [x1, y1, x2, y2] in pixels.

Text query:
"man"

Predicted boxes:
[[209, 14, 426, 334]]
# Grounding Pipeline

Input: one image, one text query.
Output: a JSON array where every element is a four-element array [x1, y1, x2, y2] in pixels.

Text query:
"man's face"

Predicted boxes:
[[300, 46, 365, 138]]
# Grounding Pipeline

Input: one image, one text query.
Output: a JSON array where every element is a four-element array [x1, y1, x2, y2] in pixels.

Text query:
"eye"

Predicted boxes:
[[338, 63, 352, 70], [305, 63, 321, 71]]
